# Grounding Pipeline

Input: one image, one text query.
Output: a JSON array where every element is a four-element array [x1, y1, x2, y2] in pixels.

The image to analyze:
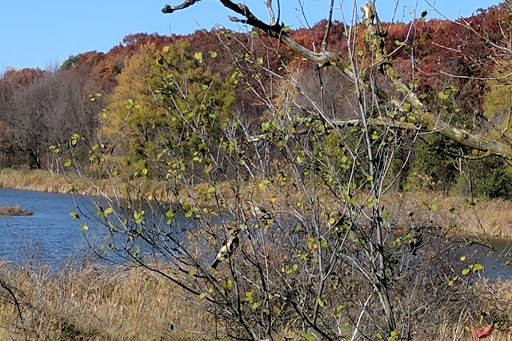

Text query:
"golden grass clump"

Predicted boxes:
[[381, 191, 512, 238], [0, 204, 33, 216]]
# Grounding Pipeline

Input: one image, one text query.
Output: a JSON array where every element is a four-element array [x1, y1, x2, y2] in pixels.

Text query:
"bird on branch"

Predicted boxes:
[[408, 225, 426, 256], [328, 210, 345, 228], [327, 209, 347, 238], [408, 233, 423, 256], [211, 227, 240, 269], [361, 3, 375, 24], [246, 199, 273, 222]]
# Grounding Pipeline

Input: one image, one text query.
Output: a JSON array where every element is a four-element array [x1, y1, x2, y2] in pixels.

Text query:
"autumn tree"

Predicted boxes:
[[0, 68, 99, 169], [105, 41, 235, 172]]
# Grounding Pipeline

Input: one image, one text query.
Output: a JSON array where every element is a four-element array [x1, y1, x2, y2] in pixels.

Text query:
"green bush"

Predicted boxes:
[[408, 134, 512, 198], [408, 134, 460, 193], [456, 156, 512, 199]]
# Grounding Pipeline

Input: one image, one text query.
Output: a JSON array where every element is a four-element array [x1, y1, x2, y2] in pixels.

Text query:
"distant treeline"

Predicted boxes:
[[1, 2, 511, 198]]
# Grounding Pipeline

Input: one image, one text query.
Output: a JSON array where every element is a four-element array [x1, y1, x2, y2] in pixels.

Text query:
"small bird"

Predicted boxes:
[[409, 233, 423, 256], [211, 228, 240, 269], [420, 10, 428, 21], [246, 200, 273, 222], [328, 210, 346, 238], [361, 3, 374, 22], [328, 210, 344, 228]]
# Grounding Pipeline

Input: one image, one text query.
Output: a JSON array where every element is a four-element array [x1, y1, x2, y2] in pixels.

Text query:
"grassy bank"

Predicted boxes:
[[1, 168, 511, 238], [0, 262, 507, 340], [0, 168, 107, 197], [0, 168, 180, 202], [0, 168, 224, 204], [382, 191, 512, 238]]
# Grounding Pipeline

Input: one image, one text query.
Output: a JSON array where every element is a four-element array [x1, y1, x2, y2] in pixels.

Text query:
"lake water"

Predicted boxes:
[[0, 188, 195, 268], [0, 188, 96, 267], [1, 188, 512, 278]]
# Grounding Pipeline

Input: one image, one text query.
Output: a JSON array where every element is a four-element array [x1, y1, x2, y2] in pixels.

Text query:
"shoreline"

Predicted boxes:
[[1, 168, 511, 239]]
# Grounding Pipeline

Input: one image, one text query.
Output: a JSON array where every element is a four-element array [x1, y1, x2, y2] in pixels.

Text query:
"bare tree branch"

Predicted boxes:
[[163, 0, 342, 67], [360, 2, 512, 159], [321, 0, 335, 51], [162, 0, 201, 13], [265, 0, 276, 25]]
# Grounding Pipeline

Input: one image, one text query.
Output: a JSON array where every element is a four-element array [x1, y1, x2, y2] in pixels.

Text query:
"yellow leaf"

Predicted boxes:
[[194, 52, 203, 62], [258, 180, 269, 191], [473, 263, 484, 272]]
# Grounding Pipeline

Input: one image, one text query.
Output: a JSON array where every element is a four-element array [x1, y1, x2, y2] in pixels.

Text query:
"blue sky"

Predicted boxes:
[[0, 0, 502, 70]]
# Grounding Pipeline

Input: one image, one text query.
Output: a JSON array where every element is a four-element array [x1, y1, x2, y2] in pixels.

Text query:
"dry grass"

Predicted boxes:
[[0, 168, 77, 194], [0, 263, 217, 341], [381, 191, 512, 238], [0, 261, 508, 340], [0, 204, 33, 216], [2, 169, 512, 339], [0, 168, 225, 205], [459, 280, 512, 341]]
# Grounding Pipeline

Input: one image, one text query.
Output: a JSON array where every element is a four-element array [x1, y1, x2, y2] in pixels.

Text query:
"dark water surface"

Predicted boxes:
[[473, 237, 512, 279]]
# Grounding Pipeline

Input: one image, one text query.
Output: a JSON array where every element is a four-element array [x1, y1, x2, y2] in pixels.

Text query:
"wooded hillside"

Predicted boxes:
[[1, 2, 510, 197]]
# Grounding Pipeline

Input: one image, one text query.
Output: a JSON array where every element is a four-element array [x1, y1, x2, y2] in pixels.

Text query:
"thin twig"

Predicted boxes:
[[321, 0, 335, 51]]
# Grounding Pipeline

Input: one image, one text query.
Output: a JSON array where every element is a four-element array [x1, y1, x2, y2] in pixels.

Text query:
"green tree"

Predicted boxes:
[[409, 135, 460, 193], [106, 41, 235, 172], [60, 55, 80, 70]]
